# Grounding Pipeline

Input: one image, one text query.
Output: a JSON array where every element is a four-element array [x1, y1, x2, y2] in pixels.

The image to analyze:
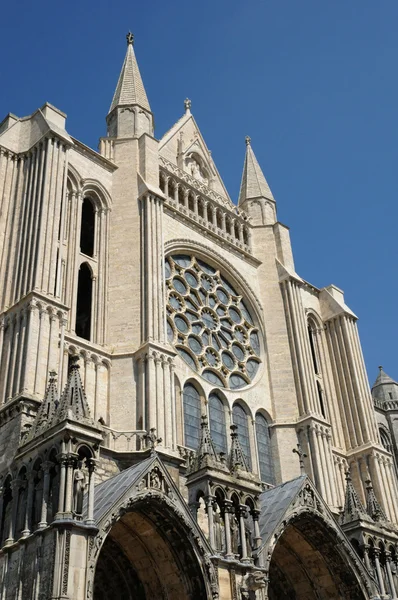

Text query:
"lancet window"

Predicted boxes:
[[80, 197, 96, 257], [209, 392, 228, 455], [75, 262, 93, 341], [183, 383, 202, 450], [255, 412, 274, 484], [307, 316, 327, 419]]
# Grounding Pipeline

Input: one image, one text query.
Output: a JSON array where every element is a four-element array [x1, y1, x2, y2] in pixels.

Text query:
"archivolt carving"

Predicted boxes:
[[87, 486, 218, 599]]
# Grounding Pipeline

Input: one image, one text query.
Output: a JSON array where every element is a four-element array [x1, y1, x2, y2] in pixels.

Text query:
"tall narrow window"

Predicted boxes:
[[75, 263, 92, 341], [308, 324, 319, 374], [80, 198, 95, 257], [232, 404, 252, 469], [183, 383, 201, 450], [317, 381, 326, 418], [255, 413, 274, 484], [380, 428, 392, 453], [209, 393, 227, 454]]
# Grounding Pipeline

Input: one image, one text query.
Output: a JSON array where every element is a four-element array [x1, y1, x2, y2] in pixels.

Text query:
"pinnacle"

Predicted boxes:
[[109, 34, 151, 114], [341, 469, 373, 525], [238, 137, 274, 206]]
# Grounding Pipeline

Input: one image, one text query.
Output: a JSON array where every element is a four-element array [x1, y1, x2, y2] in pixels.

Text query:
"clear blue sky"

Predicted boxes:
[[1, 1, 397, 384]]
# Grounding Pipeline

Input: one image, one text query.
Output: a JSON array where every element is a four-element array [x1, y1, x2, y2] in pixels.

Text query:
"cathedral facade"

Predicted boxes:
[[0, 33, 397, 599]]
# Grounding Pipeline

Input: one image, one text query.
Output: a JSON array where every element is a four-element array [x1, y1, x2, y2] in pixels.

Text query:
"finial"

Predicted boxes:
[[292, 443, 307, 475], [378, 365, 383, 372], [126, 32, 134, 46], [49, 369, 57, 382], [345, 468, 352, 482], [184, 98, 192, 113], [69, 355, 80, 372], [245, 135, 251, 146]]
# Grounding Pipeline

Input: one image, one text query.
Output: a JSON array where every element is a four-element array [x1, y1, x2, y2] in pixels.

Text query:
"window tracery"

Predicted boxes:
[[255, 413, 274, 484], [232, 403, 252, 469], [166, 254, 261, 390]]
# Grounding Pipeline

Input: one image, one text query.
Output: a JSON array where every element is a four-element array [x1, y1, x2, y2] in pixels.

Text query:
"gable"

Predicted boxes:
[[159, 112, 233, 205]]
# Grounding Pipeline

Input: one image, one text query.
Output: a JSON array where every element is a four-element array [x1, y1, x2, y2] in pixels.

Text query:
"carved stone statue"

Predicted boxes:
[[34, 471, 44, 525], [149, 468, 161, 490], [73, 463, 86, 515], [213, 507, 225, 552], [230, 515, 239, 555], [244, 513, 253, 554]]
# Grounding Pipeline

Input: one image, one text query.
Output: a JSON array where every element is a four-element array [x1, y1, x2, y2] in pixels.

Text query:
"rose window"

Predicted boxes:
[[166, 254, 261, 389]]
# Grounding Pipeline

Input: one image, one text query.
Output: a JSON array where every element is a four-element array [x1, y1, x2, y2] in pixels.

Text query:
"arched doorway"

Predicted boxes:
[[267, 514, 369, 600], [93, 499, 209, 600]]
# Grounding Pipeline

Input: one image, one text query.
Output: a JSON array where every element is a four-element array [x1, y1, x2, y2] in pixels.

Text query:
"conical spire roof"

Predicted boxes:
[[365, 478, 388, 522], [54, 356, 93, 425], [341, 470, 373, 525], [229, 424, 249, 472], [25, 370, 59, 441], [238, 137, 274, 206], [372, 366, 398, 388], [109, 32, 151, 114]]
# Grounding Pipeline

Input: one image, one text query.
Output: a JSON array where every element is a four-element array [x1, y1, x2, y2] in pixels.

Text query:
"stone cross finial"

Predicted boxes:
[[245, 136, 251, 146], [293, 443, 307, 475], [126, 32, 134, 46], [184, 98, 192, 112]]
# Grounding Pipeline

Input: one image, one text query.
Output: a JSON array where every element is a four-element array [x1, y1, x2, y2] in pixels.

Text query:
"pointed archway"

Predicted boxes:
[[88, 455, 217, 600], [93, 497, 208, 600], [268, 513, 369, 599], [259, 477, 376, 600]]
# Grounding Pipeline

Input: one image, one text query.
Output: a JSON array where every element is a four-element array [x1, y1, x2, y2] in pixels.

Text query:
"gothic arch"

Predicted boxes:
[[263, 508, 374, 600], [89, 491, 216, 600]]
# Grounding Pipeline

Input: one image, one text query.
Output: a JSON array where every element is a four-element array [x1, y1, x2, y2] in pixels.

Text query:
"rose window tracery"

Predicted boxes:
[[165, 254, 261, 389]]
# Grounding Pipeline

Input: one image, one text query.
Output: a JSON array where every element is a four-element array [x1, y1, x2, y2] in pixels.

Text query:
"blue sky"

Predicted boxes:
[[1, 0, 397, 383]]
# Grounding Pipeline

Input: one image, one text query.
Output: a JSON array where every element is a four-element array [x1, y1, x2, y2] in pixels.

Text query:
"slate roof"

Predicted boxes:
[[92, 455, 155, 522], [258, 475, 305, 544], [109, 41, 151, 113], [238, 139, 275, 205]]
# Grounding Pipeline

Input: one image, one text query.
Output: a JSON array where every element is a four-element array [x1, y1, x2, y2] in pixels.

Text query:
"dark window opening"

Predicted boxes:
[[75, 263, 92, 341], [317, 381, 326, 418], [80, 198, 95, 257], [389, 392, 393, 400], [308, 325, 319, 374]]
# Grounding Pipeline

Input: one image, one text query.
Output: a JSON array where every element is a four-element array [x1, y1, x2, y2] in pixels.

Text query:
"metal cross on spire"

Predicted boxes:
[[293, 443, 307, 475], [126, 31, 134, 46]]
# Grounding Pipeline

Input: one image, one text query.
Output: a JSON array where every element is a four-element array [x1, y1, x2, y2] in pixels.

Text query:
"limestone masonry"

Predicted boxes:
[[0, 33, 397, 599]]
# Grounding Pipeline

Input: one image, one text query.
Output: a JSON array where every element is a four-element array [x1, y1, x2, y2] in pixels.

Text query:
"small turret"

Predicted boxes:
[[106, 32, 154, 138], [238, 136, 276, 225]]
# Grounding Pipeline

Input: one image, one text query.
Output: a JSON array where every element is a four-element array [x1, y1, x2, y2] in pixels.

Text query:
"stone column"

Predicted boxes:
[[0, 484, 4, 542], [55, 454, 68, 518], [21, 472, 35, 537], [5, 479, 22, 544], [206, 495, 215, 549], [386, 553, 398, 600], [64, 456, 76, 517], [223, 501, 233, 558], [86, 458, 97, 525], [374, 549, 386, 597], [362, 544, 373, 573], [252, 509, 264, 567], [38, 462, 52, 529], [238, 505, 249, 562]]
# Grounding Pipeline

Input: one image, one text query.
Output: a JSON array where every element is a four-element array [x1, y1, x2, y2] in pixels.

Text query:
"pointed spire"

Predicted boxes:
[[25, 371, 59, 441], [189, 416, 220, 473], [238, 137, 275, 206], [341, 469, 373, 525], [229, 424, 249, 472], [109, 32, 151, 114], [365, 478, 388, 522], [372, 366, 398, 388], [53, 356, 93, 425]]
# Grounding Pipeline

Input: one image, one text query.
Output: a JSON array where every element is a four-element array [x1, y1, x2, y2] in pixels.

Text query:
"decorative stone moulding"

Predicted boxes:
[[166, 253, 261, 390]]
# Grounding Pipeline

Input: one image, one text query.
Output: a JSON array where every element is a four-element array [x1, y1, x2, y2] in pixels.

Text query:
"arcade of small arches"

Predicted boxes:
[[159, 167, 252, 254], [181, 380, 274, 485], [0, 442, 96, 551], [191, 485, 263, 565], [350, 536, 398, 599]]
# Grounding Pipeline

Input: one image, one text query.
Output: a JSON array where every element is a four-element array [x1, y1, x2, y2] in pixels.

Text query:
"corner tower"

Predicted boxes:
[[106, 32, 154, 138]]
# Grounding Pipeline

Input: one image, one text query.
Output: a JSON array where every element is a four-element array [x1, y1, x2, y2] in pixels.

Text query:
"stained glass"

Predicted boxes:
[[209, 393, 228, 454], [166, 254, 262, 389], [232, 404, 252, 468], [255, 413, 274, 484]]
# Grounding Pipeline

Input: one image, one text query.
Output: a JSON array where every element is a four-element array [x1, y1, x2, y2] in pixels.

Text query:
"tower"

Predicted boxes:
[[0, 32, 397, 599]]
